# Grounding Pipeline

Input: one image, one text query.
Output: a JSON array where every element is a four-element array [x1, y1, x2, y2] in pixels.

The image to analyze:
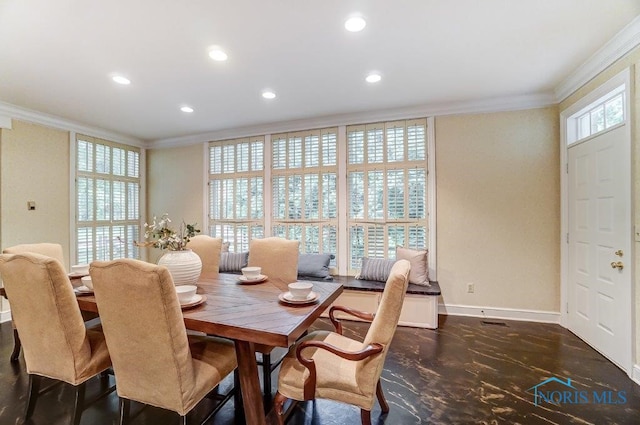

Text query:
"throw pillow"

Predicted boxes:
[[396, 246, 429, 286], [219, 251, 248, 272], [356, 257, 396, 282], [297, 253, 332, 278]]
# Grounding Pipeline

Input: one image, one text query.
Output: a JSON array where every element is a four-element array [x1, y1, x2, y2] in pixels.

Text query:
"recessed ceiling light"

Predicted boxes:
[[180, 106, 194, 113], [262, 91, 276, 99], [345, 16, 366, 32], [112, 75, 131, 85], [366, 73, 382, 83], [208, 47, 228, 61]]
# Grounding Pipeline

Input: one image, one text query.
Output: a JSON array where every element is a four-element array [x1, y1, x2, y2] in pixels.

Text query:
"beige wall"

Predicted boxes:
[[559, 45, 640, 366], [146, 144, 205, 263], [435, 107, 561, 312], [0, 120, 71, 269]]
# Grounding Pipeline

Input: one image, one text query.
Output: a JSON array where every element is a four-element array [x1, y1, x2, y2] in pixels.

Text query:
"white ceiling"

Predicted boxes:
[[1, 0, 639, 145]]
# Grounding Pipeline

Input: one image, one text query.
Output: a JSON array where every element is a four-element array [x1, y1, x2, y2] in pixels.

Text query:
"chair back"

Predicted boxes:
[[0, 253, 95, 383], [3, 243, 66, 271], [188, 235, 223, 278], [90, 259, 196, 412], [248, 237, 299, 287], [358, 259, 410, 388]]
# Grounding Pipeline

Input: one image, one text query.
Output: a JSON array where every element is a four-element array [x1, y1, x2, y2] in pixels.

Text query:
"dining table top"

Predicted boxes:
[[71, 273, 343, 347]]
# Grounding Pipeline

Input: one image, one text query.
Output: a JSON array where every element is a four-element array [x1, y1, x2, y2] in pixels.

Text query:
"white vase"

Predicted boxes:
[[158, 249, 202, 286]]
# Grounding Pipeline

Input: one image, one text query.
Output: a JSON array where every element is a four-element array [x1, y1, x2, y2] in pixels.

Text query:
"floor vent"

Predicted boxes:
[[481, 320, 508, 327]]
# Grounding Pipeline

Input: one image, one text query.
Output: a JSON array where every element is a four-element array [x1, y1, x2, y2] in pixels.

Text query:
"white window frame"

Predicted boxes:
[[72, 133, 143, 264]]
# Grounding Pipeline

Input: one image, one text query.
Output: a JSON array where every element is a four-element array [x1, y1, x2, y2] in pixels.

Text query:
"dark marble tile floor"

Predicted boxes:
[[1, 315, 639, 424]]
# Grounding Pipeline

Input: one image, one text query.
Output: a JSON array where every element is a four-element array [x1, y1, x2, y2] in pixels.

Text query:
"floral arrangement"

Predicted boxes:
[[135, 213, 201, 251]]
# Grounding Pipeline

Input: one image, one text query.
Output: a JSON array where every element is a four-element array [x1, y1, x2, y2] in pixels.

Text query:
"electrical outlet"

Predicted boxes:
[[467, 283, 475, 293]]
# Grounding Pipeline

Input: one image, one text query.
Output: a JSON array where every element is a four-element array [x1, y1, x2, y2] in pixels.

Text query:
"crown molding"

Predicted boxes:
[[0, 101, 146, 148], [555, 15, 640, 102], [151, 92, 556, 148]]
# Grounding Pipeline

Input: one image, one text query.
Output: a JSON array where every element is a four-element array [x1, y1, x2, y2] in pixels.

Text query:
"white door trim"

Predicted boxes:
[[560, 67, 634, 374]]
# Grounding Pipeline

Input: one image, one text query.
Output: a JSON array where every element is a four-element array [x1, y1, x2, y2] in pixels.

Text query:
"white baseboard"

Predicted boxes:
[[439, 303, 561, 324], [632, 364, 640, 386]]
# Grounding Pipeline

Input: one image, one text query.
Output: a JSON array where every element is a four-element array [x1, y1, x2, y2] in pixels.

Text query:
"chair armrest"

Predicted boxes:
[[329, 305, 375, 335], [296, 339, 383, 399]]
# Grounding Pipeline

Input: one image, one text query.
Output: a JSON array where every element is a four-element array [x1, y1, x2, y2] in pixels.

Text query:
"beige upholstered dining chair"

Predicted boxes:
[[274, 259, 411, 425], [188, 235, 223, 278], [90, 258, 238, 425], [2, 243, 67, 362], [247, 236, 300, 407], [0, 252, 112, 425], [248, 236, 299, 287]]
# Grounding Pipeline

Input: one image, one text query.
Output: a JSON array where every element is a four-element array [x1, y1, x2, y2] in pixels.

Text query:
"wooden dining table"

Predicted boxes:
[[69, 273, 343, 425]]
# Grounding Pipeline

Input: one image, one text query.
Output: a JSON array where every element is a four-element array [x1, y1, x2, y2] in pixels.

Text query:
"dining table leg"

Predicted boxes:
[[234, 340, 267, 425]]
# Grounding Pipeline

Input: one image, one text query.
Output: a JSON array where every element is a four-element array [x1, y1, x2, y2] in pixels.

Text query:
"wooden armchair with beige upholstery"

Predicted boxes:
[[188, 235, 223, 278], [2, 242, 67, 362], [90, 258, 238, 425], [274, 259, 411, 425], [247, 236, 300, 408], [0, 252, 113, 425]]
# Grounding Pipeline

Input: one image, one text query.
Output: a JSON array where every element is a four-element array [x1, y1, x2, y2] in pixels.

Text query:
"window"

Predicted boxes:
[[347, 119, 428, 273], [271, 129, 338, 264], [570, 84, 625, 144], [208, 136, 265, 252], [76, 135, 141, 263], [207, 119, 430, 275]]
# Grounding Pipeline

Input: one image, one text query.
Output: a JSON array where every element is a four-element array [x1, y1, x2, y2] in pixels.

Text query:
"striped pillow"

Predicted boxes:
[[219, 251, 249, 272], [356, 257, 396, 282]]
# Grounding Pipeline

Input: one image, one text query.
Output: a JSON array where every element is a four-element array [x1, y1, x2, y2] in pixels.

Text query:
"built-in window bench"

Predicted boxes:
[[321, 276, 441, 330]]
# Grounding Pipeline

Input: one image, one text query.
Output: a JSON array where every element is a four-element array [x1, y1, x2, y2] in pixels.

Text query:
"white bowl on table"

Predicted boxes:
[[241, 266, 262, 281], [80, 275, 93, 290], [175, 285, 198, 304], [288, 282, 313, 300]]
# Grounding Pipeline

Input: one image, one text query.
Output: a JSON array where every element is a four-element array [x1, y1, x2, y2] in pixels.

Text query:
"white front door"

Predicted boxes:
[[567, 123, 631, 372]]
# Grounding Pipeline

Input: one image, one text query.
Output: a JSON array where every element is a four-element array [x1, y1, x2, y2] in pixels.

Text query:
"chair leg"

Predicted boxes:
[[180, 415, 187, 425], [360, 409, 372, 425], [72, 382, 87, 425], [25, 374, 41, 420], [376, 379, 389, 413], [11, 328, 21, 362], [119, 398, 131, 425], [274, 391, 288, 425], [262, 352, 272, 410]]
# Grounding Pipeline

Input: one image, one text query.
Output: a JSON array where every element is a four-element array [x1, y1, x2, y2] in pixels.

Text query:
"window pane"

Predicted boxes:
[[251, 177, 263, 219], [127, 151, 139, 178], [96, 144, 111, 174], [590, 105, 605, 133], [272, 176, 286, 219], [348, 130, 364, 164], [408, 169, 426, 219], [221, 179, 234, 219], [387, 170, 404, 219], [408, 225, 427, 249], [323, 225, 337, 266], [77, 141, 93, 172], [112, 181, 126, 220], [349, 226, 364, 269], [237, 143, 250, 172], [127, 182, 139, 220], [77, 227, 93, 264], [305, 225, 320, 253], [210, 180, 221, 219], [322, 173, 337, 219], [367, 226, 385, 258], [96, 226, 111, 260], [272, 138, 287, 169], [387, 126, 404, 162], [113, 148, 125, 176], [236, 178, 248, 219], [251, 141, 264, 171], [96, 179, 111, 221], [288, 175, 302, 219], [349, 172, 364, 219], [605, 94, 624, 128], [112, 226, 125, 259], [305, 134, 319, 168], [367, 171, 384, 219], [289, 136, 303, 168], [367, 129, 384, 163], [223, 145, 235, 173], [578, 114, 590, 140], [211, 145, 223, 174], [304, 174, 319, 219], [388, 226, 405, 258], [77, 177, 94, 221], [407, 124, 426, 161], [322, 132, 337, 166]]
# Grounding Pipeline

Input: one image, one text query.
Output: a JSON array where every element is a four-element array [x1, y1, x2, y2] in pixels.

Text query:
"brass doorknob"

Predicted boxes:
[[614, 250, 624, 257], [611, 261, 624, 270]]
